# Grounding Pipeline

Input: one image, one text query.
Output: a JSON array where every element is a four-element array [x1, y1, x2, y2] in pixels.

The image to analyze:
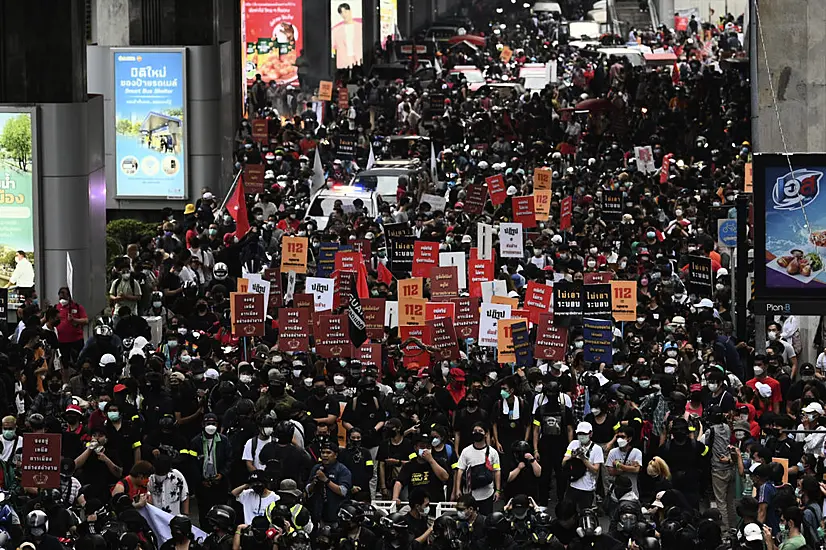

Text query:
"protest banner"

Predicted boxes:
[[583, 317, 613, 365], [511, 321, 532, 367], [486, 174, 507, 205], [601, 190, 623, 221], [582, 283, 613, 319], [450, 297, 480, 340], [277, 308, 311, 352], [535, 190, 552, 221], [22, 433, 61, 488], [317, 242, 339, 277], [497, 318, 520, 363], [533, 167, 552, 191], [560, 196, 573, 230], [583, 272, 613, 284], [439, 252, 467, 290], [688, 255, 713, 297], [425, 302, 455, 321], [610, 280, 637, 322], [306, 276, 335, 313], [468, 259, 494, 297], [400, 325, 431, 369], [512, 196, 537, 228], [335, 250, 362, 273], [525, 281, 553, 324], [426, 316, 460, 360], [499, 223, 524, 258], [412, 241, 439, 278], [535, 315, 567, 361], [479, 303, 512, 348], [263, 268, 283, 310], [465, 183, 488, 214], [315, 314, 352, 357], [552, 281, 582, 327], [399, 297, 427, 326], [231, 293, 265, 336], [361, 298, 386, 340], [398, 277, 423, 299]]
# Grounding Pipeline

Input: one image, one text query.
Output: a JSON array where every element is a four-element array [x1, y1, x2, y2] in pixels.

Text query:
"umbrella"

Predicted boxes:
[[447, 34, 485, 47], [574, 98, 614, 111]]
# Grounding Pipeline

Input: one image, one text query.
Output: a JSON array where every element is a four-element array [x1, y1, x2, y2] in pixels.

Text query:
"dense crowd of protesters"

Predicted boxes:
[[0, 3, 803, 550]]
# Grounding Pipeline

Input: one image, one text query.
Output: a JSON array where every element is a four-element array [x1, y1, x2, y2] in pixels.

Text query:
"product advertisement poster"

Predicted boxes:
[[331, 0, 364, 69], [113, 49, 186, 199], [755, 154, 826, 300], [0, 111, 36, 294], [242, 0, 303, 86]]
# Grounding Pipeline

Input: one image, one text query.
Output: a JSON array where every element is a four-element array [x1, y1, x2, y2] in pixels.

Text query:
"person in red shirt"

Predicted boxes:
[[745, 355, 781, 415], [56, 286, 88, 362]]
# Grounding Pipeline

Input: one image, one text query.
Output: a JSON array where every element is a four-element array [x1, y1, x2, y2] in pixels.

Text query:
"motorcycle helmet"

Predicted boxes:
[[26, 510, 48, 537], [484, 511, 511, 534], [213, 262, 229, 281], [169, 515, 192, 539], [576, 509, 602, 538], [206, 504, 236, 531], [274, 421, 295, 443], [511, 440, 531, 465]]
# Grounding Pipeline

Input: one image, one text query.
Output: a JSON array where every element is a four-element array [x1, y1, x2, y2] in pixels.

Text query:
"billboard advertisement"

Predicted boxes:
[[242, 0, 303, 86], [0, 111, 36, 297], [379, 0, 397, 47], [113, 49, 187, 199], [755, 153, 826, 312], [331, 1, 364, 69]]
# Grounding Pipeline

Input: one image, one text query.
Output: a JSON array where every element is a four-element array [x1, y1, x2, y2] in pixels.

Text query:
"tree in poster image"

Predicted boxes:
[[0, 115, 31, 171]]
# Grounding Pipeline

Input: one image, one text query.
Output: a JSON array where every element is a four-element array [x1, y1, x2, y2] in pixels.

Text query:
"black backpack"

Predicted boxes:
[[802, 504, 823, 549], [566, 442, 593, 482]]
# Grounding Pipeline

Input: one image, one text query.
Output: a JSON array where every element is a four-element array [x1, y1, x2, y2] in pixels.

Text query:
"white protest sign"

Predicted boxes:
[[480, 280, 508, 303], [306, 276, 335, 312], [385, 301, 399, 328], [421, 193, 447, 212], [499, 222, 524, 258], [477, 222, 494, 260], [634, 146, 656, 173], [478, 303, 512, 347], [439, 251, 467, 290], [245, 274, 271, 309]]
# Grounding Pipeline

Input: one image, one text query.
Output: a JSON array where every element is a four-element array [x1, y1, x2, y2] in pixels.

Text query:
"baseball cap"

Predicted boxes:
[[743, 523, 763, 542], [803, 402, 824, 415], [576, 421, 592, 434], [696, 298, 714, 309], [755, 382, 772, 398], [113, 384, 128, 393], [65, 404, 83, 415]]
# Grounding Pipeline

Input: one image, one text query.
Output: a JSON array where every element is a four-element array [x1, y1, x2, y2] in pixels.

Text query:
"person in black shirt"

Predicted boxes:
[[338, 428, 374, 503], [454, 392, 489, 452], [533, 381, 575, 503], [549, 500, 579, 547], [113, 306, 151, 340], [393, 434, 449, 506], [493, 377, 531, 475], [305, 376, 340, 438], [377, 418, 414, 499], [258, 421, 314, 486], [404, 487, 431, 539], [75, 425, 124, 503], [187, 298, 219, 333], [505, 440, 541, 499]]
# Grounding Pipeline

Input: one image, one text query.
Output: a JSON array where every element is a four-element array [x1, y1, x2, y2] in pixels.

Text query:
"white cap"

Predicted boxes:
[[664, 358, 678, 366], [696, 298, 714, 309], [462, 235, 472, 243], [506, 185, 518, 196], [755, 382, 772, 398], [651, 491, 666, 509], [204, 368, 220, 380], [576, 421, 593, 434], [365, 232, 375, 240], [803, 402, 825, 415], [717, 267, 729, 277], [202, 192, 214, 200], [743, 523, 763, 543], [671, 316, 686, 325], [129, 348, 145, 359], [292, 359, 304, 367], [100, 354, 116, 366]]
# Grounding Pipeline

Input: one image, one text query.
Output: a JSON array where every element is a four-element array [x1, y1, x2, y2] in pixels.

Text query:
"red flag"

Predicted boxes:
[[356, 260, 370, 299], [377, 262, 394, 285], [672, 62, 680, 85], [226, 174, 250, 237]]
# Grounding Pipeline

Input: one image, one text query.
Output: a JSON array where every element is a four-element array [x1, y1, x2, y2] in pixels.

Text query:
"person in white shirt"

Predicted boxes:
[[147, 455, 189, 516], [8, 251, 34, 297], [767, 320, 798, 377], [0, 416, 22, 462], [605, 428, 643, 497], [232, 470, 280, 523], [562, 421, 604, 512], [453, 422, 501, 515], [243, 421, 274, 471]]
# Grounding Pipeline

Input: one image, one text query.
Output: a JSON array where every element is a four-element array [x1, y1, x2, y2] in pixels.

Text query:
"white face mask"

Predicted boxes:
[[639, 380, 651, 389], [664, 366, 676, 375], [754, 366, 764, 377], [421, 505, 431, 515], [292, 369, 302, 378], [768, 331, 778, 341], [59, 299, 69, 307], [152, 301, 163, 308], [577, 434, 590, 445], [263, 427, 274, 436], [204, 425, 218, 435], [587, 260, 597, 268], [616, 438, 628, 448], [334, 375, 346, 385], [304, 378, 314, 388], [707, 383, 719, 392], [591, 408, 601, 416], [239, 374, 252, 384]]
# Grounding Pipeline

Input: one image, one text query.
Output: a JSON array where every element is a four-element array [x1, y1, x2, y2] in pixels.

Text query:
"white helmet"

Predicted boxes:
[[99, 354, 116, 367], [478, 161, 489, 170], [213, 262, 229, 280]]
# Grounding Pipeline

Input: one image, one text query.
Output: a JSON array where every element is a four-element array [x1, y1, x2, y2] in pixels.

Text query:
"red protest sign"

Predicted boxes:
[[351, 239, 372, 263], [486, 174, 507, 205], [450, 296, 480, 340], [465, 184, 488, 214], [252, 119, 269, 142], [335, 251, 361, 273], [277, 308, 311, 352], [468, 259, 494, 297], [413, 241, 439, 278], [429, 266, 459, 299], [584, 272, 614, 284], [263, 268, 284, 311], [244, 164, 265, 194], [231, 293, 266, 337], [355, 343, 382, 371], [512, 196, 537, 228], [525, 281, 553, 324], [400, 325, 431, 370], [560, 196, 573, 230], [361, 298, 386, 340], [535, 315, 568, 361], [315, 314, 352, 358], [470, 247, 496, 263], [22, 433, 62, 488], [660, 153, 673, 184], [333, 270, 356, 310], [426, 302, 456, 321], [426, 316, 460, 361]]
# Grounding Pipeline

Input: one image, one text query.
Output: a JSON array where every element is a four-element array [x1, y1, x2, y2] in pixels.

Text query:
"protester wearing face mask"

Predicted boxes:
[[654, 417, 708, 509], [392, 434, 449, 508], [242, 415, 275, 472], [747, 355, 782, 415], [705, 368, 737, 412], [231, 469, 279, 524], [453, 423, 501, 514], [146, 454, 189, 516], [767, 322, 799, 379], [55, 286, 88, 362], [562, 422, 603, 512], [454, 391, 489, 453], [189, 413, 232, 526], [337, 428, 374, 503]]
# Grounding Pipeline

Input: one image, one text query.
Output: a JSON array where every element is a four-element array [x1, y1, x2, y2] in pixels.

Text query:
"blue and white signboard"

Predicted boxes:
[[113, 49, 187, 198], [718, 218, 738, 248]]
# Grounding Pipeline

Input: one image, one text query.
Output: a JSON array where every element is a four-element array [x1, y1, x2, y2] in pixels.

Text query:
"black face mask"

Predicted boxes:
[[472, 432, 485, 443], [251, 483, 265, 494], [313, 386, 327, 397], [672, 431, 688, 443], [269, 384, 285, 396]]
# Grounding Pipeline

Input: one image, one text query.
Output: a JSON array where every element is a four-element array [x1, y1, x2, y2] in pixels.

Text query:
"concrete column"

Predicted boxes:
[[659, 0, 675, 25], [95, 0, 132, 46]]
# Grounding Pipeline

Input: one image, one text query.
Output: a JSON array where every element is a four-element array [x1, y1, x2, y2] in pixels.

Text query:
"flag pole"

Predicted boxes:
[[216, 169, 243, 215]]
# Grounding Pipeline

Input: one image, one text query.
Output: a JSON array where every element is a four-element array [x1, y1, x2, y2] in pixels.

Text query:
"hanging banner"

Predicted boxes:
[[610, 280, 638, 322], [331, 0, 364, 69], [277, 308, 311, 352], [583, 317, 613, 365], [634, 145, 656, 173], [361, 298, 386, 340], [552, 281, 582, 327], [465, 184, 488, 214], [601, 190, 623, 221], [468, 259, 494, 298], [113, 49, 187, 199], [560, 196, 573, 230], [335, 250, 362, 273], [582, 283, 613, 319], [450, 297, 480, 340], [478, 303, 512, 348], [399, 297, 426, 326], [486, 174, 507, 205], [400, 325, 431, 370], [525, 281, 553, 324], [497, 318, 520, 363], [499, 223, 524, 258], [398, 277, 423, 299], [533, 167, 552, 191], [512, 196, 537, 228], [535, 190, 552, 221], [429, 266, 459, 299], [511, 321, 532, 367], [439, 252, 467, 290], [306, 276, 335, 313], [231, 293, 266, 336], [426, 316, 460, 360], [425, 302, 455, 321], [263, 268, 284, 310], [317, 242, 339, 277], [413, 241, 439, 278], [315, 314, 352, 358], [281, 236, 308, 273], [477, 223, 494, 260], [688, 255, 713, 297], [535, 315, 567, 361]]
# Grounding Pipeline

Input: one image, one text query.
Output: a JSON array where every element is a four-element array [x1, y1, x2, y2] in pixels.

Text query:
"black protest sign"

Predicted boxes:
[[582, 284, 613, 319], [337, 134, 357, 160], [552, 281, 582, 327], [601, 190, 623, 221], [688, 256, 713, 297]]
